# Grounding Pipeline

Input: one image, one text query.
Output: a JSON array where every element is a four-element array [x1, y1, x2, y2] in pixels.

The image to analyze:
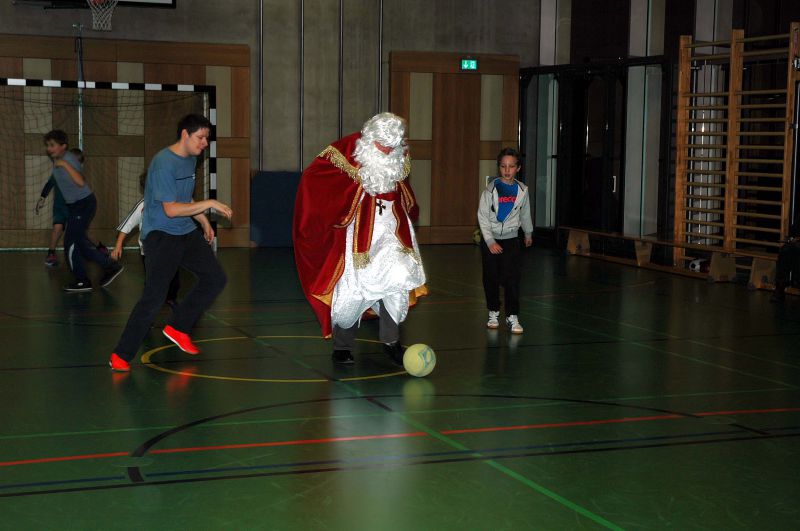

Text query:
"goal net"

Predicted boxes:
[[0, 79, 213, 250]]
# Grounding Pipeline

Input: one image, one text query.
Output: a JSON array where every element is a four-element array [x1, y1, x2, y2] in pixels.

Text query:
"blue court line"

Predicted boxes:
[[144, 428, 747, 478], [0, 428, 746, 491], [3, 430, 799, 499]]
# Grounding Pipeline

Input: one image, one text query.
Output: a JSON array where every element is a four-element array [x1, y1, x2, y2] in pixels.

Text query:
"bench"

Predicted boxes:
[[560, 226, 793, 293]]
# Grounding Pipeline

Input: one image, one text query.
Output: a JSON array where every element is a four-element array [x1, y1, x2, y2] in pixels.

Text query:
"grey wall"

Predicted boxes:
[[2, 0, 541, 172]]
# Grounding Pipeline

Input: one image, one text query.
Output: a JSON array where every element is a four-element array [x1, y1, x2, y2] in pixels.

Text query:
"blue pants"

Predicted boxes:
[[65, 194, 110, 281]]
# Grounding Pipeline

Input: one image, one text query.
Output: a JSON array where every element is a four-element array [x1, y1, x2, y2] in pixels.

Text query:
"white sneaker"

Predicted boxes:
[[506, 315, 523, 334], [487, 310, 500, 329]]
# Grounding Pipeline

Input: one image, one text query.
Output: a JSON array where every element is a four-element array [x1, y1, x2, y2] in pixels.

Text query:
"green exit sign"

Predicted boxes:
[[460, 58, 478, 71]]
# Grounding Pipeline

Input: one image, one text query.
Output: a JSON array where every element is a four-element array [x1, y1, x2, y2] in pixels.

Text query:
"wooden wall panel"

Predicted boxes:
[[479, 141, 503, 160], [431, 73, 480, 226], [86, 156, 118, 229], [144, 64, 206, 85], [51, 88, 80, 141], [84, 134, 145, 157], [501, 73, 519, 144], [407, 140, 432, 160], [116, 41, 249, 67], [1, 86, 24, 229], [389, 71, 410, 122], [392, 51, 518, 75], [52, 60, 116, 82], [0, 57, 21, 77], [217, 138, 249, 159], [0, 36, 76, 60], [231, 158, 250, 227], [231, 67, 250, 137]]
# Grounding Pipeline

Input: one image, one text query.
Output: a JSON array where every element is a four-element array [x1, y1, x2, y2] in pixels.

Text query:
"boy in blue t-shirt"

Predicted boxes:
[[109, 114, 233, 372]]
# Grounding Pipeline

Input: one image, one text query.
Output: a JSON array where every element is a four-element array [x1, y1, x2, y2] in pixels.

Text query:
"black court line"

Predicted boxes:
[[121, 393, 708, 483], [0, 427, 770, 491], [3, 431, 799, 498]]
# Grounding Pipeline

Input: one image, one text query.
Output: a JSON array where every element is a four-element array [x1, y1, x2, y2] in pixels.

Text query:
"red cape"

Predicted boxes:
[[292, 132, 424, 337]]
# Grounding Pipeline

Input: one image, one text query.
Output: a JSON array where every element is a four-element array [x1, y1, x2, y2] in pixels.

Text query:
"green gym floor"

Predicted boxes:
[[0, 245, 798, 530]]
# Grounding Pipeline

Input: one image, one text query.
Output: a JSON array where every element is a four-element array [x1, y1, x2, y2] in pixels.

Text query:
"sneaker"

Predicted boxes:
[[384, 341, 404, 366], [44, 252, 58, 268], [163, 325, 200, 355], [64, 279, 92, 292], [100, 262, 124, 288], [487, 310, 500, 329], [109, 353, 130, 372], [332, 349, 354, 364], [506, 315, 524, 334]]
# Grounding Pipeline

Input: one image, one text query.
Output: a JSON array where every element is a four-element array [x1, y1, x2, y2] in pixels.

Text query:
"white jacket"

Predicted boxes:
[[477, 178, 533, 246], [116, 198, 145, 255]]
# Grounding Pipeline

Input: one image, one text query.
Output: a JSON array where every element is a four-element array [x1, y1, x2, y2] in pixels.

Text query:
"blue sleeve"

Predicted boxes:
[[40, 176, 56, 198], [150, 166, 178, 204]]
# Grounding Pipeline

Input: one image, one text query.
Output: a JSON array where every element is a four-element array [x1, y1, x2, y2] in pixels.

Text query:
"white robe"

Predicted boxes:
[[331, 197, 425, 329]]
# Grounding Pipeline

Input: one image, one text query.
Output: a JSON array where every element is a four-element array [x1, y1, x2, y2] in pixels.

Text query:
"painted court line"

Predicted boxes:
[[3, 407, 796, 467]]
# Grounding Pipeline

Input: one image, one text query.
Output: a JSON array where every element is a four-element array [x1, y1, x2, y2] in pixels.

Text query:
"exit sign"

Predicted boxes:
[[460, 58, 478, 71]]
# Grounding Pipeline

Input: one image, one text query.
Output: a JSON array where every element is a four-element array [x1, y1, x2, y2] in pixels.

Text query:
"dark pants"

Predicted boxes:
[[481, 237, 522, 315], [333, 301, 399, 351], [140, 254, 181, 302], [775, 242, 800, 287], [65, 194, 111, 281], [114, 229, 226, 361]]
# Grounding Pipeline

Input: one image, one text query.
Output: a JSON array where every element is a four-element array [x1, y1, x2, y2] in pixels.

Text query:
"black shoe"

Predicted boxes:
[[100, 262, 124, 288], [64, 279, 92, 292], [332, 349, 354, 364], [384, 342, 404, 366]]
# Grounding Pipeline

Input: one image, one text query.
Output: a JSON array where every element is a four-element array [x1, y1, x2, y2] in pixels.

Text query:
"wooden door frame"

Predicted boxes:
[[390, 51, 519, 244]]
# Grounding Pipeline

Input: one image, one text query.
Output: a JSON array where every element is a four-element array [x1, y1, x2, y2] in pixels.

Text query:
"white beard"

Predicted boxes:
[[354, 137, 406, 195]]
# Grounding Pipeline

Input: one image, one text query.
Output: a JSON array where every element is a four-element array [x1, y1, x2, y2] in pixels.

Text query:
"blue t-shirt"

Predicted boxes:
[[52, 151, 91, 204], [495, 180, 518, 222], [141, 147, 199, 239]]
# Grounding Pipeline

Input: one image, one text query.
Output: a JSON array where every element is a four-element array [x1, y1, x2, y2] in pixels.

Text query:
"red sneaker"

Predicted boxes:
[[109, 353, 130, 372], [163, 325, 200, 355]]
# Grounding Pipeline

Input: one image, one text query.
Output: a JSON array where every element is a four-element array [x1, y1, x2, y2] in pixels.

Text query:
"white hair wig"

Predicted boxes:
[[354, 113, 408, 195]]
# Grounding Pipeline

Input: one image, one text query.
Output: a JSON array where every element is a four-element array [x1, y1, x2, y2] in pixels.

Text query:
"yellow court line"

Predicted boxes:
[[141, 335, 406, 383]]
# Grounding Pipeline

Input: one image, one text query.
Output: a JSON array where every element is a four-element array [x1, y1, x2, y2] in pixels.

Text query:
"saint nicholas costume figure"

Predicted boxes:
[[293, 113, 427, 364]]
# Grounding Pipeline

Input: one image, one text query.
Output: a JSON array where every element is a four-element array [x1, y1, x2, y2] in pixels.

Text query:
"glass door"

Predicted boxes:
[[555, 67, 625, 232]]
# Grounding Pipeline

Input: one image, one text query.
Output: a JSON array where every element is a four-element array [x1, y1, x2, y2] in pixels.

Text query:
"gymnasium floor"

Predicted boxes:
[[0, 244, 798, 530]]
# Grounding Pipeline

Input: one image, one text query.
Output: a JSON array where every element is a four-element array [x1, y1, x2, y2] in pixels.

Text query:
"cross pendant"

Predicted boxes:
[[376, 199, 386, 216]]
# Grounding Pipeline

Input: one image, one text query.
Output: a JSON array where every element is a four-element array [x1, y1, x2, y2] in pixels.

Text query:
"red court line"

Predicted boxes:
[[0, 452, 128, 467], [440, 414, 683, 434], [2, 407, 797, 468], [695, 407, 800, 416], [150, 432, 427, 454]]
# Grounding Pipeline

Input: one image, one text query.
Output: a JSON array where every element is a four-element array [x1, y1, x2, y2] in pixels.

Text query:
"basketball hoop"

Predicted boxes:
[[86, 0, 119, 31]]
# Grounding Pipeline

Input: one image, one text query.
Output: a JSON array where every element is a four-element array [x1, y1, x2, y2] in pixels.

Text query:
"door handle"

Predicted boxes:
[[612, 175, 617, 193]]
